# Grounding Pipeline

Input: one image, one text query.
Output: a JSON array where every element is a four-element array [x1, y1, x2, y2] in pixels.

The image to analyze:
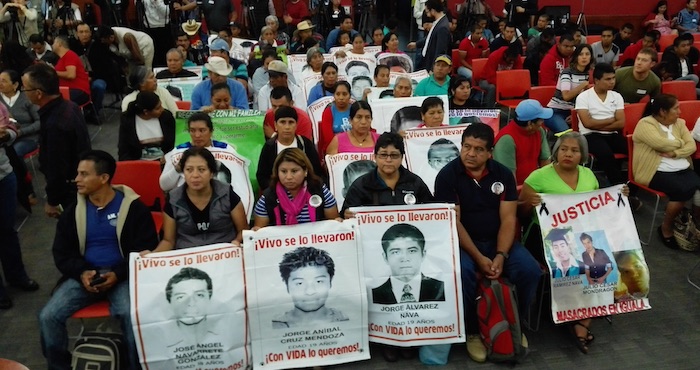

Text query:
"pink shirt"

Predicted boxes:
[[336, 131, 379, 153]]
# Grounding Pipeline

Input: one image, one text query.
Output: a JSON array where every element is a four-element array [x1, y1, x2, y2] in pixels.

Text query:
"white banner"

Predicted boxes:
[[403, 126, 468, 193], [130, 243, 249, 370], [369, 95, 449, 134], [536, 186, 651, 324], [288, 54, 335, 78], [307, 96, 335, 147], [243, 220, 369, 369], [448, 109, 501, 134], [388, 70, 429, 87], [350, 204, 465, 346], [163, 146, 254, 219], [366, 87, 393, 102], [325, 152, 377, 210], [377, 53, 415, 73]]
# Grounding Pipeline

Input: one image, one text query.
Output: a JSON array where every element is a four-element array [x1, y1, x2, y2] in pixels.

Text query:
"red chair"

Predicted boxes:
[[112, 160, 165, 211], [0, 359, 30, 370], [662, 80, 697, 101], [695, 34, 700, 43], [451, 48, 462, 75], [471, 58, 488, 84], [622, 103, 647, 136], [680, 102, 700, 160], [529, 86, 556, 108], [658, 34, 676, 52], [175, 100, 192, 110], [71, 301, 111, 337], [59, 86, 70, 100], [496, 69, 531, 120], [152, 211, 164, 233], [626, 134, 666, 245]]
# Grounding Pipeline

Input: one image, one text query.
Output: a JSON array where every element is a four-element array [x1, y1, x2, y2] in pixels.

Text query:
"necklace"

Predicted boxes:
[[349, 130, 369, 146]]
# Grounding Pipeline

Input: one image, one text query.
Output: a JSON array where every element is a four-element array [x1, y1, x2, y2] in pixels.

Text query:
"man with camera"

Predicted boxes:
[[39, 149, 158, 370], [141, 0, 173, 67], [0, 0, 38, 47], [44, 0, 82, 40]]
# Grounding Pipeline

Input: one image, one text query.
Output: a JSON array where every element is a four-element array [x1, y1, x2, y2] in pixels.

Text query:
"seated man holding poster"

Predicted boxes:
[[434, 123, 540, 363], [39, 150, 158, 369]]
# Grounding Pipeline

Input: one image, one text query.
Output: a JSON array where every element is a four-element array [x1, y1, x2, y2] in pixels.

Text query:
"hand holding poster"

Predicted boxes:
[[243, 220, 369, 369], [351, 204, 464, 346], [403, 126, 467, 193], [325, 152, 377, 210], [369, 95, 449, 134], [130, 243, 249, 370], [535, 186, 651, 324]]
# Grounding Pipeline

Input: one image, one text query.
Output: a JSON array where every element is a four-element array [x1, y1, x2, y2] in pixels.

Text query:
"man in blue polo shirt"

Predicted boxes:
[[678, 0, 700, 35], [433, 123, 540, 363], [190, 56, 248, 110], [39, 150, 158, 370], [414, 55, 451, 97]]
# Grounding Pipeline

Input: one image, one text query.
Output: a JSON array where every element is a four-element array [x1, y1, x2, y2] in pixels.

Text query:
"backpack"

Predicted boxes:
[[476, 277, 527, 362], [71, 331, 124, 370]]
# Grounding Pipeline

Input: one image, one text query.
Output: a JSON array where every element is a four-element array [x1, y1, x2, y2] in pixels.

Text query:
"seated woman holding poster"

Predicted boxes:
[[118, 91, 176, 162], [301, 47, 324, 80], [160, 112, 236, 192], [254, 148, 339, 227], [519, 131, 628, 354], [318, 81, 352, 158], [199, 83, 236, 113], [307, 62, 338, 106], [449, 76, 482, 110], [632, 94, 700, 249], [146, 147, 249, 252], [544, 44, 593, 134], [341, 132, 442, 364], [326, 101, 379, 155], [416, 97, 447, 128]]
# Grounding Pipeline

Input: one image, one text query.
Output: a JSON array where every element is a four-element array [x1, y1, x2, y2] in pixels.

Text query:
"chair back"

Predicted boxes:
[[626, 134, 635, 182], [0, 359, 30, 370], [529, 86, 556, 108], [680, 100, 700, 125], [623, 103, 647, 135], [571, 109, 579, 132], [471, 58, 488, 83], [496, 69, 531, 99], [59, 86, 70, 100], [662, 80, 696, 101], [658, 34, 676, 51], [112, 160, 165, 211], [175, 100, 192, 110], [451, 49, 462, 75]]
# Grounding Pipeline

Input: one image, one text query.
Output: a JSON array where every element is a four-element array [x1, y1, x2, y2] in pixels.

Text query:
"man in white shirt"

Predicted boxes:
[[142, 0, 172, 67], [575, 63, 627, 186], [255, 60, 306, 112]]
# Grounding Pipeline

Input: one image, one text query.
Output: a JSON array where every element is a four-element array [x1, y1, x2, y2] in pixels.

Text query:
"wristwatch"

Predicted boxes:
[[496, 251, 509, 260]]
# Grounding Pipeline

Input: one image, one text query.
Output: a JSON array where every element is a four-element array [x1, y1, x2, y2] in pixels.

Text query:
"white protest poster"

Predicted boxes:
[[388, 70, 429, 87], [535, 185, 651, 324], [302, 75, 348, 103], [336, 53, 377, 100], [163, 146, 254, 219], [366, 87, 393, 102], [448, 109, 500, 135], [159, 78, 201, 102], [130, 243, 249, 370], [377, 53, 415, 73], [369, 95, 449, 134], [325, 152, 377, 210], [288, 54, 335, 78], [350, 204, 464, 346], [243, 220, 369, 369], [307, 96, 335, 146], [403, 126, 467, 194]]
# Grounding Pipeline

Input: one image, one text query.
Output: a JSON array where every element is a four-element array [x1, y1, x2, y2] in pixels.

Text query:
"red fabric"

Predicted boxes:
[[458, 36, 490, 66], [56, 50, 90, 95], [539, 45, 570, 87], [318, 105, 334, 158], [285, 0, 310, 28], [264, 107, 314, 141], [482, 46, 524, 85], [618, 39, 644, 66], [494, 121, 543, 185]]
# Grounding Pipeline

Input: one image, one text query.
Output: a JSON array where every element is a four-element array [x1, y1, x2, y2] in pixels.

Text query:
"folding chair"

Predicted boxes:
[[622, 103, 647, 136], [112, 161, 165, 211], [529, 86, 556, 108], [470, 58, 488, 84], [70, 300, 111, 338], [496, 69, 531, 120], [626, 135, 666, 245], [175, 100, 192, 110], [661, 80, 696, 101], [658, 34, 676, 52], [688, 260, 700, 290]]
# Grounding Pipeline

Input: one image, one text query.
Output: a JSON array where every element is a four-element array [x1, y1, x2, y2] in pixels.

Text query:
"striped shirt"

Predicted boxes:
[[547, 67, 590, 111], [254, 184, 337, 223]]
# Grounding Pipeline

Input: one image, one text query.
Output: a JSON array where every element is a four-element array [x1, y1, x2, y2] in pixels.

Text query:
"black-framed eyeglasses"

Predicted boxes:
[[20, 87, 40, 93]]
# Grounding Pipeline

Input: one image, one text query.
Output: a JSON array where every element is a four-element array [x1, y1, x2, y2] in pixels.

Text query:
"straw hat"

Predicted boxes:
[[205, 56, 233, 76], [182, 19, 201, 36], [296, 20, 315, 31]]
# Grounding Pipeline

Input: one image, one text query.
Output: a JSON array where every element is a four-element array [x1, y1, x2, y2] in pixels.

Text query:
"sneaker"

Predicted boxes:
[[521, 333, 529, 348], [466, 335, 486, 363]]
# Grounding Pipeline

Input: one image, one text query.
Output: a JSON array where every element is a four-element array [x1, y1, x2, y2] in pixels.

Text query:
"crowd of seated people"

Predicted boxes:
[[6, 0, 700, 368]]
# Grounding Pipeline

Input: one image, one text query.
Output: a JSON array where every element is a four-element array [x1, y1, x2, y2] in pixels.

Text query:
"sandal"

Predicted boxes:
[[657, 225, 679, 250], [575, 321, 594, 344], [569, 322, 590, 354]]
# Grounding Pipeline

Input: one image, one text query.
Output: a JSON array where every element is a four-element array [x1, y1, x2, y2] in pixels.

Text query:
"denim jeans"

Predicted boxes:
[[12, 137, 38, 158], [544, 108, 572, 134], [0, 172, 29, 293], [457, 66, 474, 82], [39, 279, 140, 370], [91, 79, 107, 112], [460, 240, 542, 334]]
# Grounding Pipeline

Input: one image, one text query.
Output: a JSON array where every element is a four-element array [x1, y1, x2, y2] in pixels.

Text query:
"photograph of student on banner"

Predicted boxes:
[[545, 228, 585, 278], [254, 148, 339, 227], [613, 250, 650, 302], [162, 267, 222, 350], [372, 224, 445, 304], [427, 139, 460, 171], [578, 232, 614, 286], [272, 247, 349, 328], [342, 160, 376, 197]]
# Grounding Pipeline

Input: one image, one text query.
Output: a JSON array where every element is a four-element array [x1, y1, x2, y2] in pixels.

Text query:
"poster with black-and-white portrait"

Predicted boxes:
[[325, 152, 377, 210], [403, 125, 468, 194]]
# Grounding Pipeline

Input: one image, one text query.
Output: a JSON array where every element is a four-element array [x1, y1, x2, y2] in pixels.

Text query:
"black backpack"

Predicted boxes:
[[72, 331, 125, 370]]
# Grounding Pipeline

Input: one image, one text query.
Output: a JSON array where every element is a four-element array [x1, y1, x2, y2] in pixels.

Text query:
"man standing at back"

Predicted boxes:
[[412, 0, 451, 72], [39, 150, 158, 370], [22, 63, 90, 218]]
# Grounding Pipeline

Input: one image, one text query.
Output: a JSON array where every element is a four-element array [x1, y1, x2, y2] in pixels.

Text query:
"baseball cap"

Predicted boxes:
[[434, 54, 452, 66], [515, 99, 553, 122], [209, 38, 229, 52], [267, 60, 289, 76]]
